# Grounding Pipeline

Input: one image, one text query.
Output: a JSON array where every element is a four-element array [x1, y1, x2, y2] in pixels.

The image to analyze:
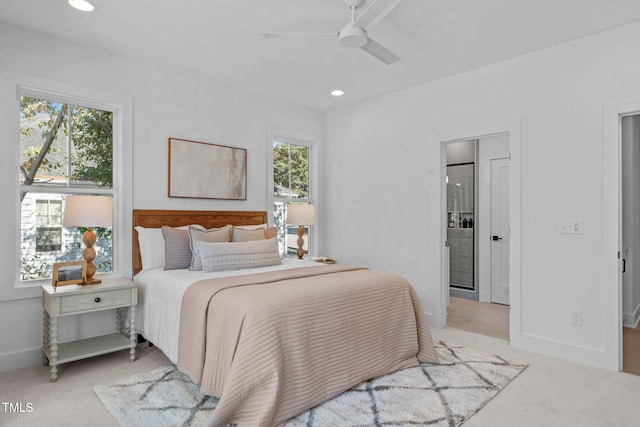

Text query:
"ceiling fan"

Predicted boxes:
[[263, 0, 405, 65]]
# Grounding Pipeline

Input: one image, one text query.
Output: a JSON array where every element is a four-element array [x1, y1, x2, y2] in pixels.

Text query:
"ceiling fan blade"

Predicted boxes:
[[355, 0, 405, 31], [360, 38, 400, 64], [262, 32, 335, 39]]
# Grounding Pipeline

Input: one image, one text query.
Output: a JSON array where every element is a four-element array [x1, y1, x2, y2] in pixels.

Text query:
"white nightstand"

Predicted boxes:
[[41, 277, 138, 382]]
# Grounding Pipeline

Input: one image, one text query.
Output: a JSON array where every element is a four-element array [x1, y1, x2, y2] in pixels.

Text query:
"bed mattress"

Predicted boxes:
[[134, 258, 321, 363]]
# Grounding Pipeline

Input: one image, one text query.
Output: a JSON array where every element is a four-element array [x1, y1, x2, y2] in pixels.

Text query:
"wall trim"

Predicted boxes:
[[0, 347, 42, 373], [515, 332, 615, 370], [623, 303, 640, 329]]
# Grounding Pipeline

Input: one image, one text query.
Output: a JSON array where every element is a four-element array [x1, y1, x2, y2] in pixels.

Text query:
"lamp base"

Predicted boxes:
[[296, 225, 305, 259], [82, 228, 100, 285]]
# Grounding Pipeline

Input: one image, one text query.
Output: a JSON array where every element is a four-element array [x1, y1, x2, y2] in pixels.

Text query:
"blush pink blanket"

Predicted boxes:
[[178, 264, 437, 426]]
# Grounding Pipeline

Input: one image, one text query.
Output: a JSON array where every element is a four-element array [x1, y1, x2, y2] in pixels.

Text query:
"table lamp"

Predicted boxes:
[[286, 203, 315, 259], [62, 195, 112, 284]]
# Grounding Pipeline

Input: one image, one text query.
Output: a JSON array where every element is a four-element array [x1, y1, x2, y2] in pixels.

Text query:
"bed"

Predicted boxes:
[[133, 209, 437, 427]]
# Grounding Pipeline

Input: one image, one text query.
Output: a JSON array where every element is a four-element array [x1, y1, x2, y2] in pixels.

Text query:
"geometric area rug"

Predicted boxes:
[[94, 341, 527, 426]]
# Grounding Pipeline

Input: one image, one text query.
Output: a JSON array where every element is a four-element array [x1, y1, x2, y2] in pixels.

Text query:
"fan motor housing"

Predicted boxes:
[[339, 25, 368, 48], [344, 0, 365, 8]]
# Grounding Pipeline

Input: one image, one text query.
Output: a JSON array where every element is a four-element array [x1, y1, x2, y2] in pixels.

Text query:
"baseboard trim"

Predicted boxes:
[[0, 347, 43, 373], [623, 304, 640, 329], [510, 330, 617, 371]]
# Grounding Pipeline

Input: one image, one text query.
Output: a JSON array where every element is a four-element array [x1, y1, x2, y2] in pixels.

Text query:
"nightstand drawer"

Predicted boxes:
[[59, 288, 132, 314]]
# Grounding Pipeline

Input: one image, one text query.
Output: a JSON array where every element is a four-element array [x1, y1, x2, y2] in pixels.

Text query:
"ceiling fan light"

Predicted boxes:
[[338, 25, 368, 48], [68, 0, 95, 12], [331, 89, 345, 97]]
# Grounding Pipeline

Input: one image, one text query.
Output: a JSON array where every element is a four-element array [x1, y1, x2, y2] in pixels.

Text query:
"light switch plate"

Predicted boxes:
[[560, 219, 582, 234]]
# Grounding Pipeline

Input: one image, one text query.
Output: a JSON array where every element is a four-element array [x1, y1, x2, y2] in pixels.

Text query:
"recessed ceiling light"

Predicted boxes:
[[68, 0, 95, 12], [330, 89, 345, 97]]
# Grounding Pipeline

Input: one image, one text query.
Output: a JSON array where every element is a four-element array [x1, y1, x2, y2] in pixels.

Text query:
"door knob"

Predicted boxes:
[[492, 235, 503, 241]]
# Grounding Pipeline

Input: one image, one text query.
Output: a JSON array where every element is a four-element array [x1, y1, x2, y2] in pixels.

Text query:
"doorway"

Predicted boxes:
[[444, 133, 510, 340], [621, 114, 640, 375]]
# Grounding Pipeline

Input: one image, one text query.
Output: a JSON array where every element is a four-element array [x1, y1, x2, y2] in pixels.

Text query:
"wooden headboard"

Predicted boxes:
[[132, 209, 268, 275]]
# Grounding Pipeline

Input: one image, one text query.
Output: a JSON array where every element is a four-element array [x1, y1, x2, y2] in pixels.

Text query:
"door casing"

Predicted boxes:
[[435, 121, 521, 347], [604, 99, 640, 371]]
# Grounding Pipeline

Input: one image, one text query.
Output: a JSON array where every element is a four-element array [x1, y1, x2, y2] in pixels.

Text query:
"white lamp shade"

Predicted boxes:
[[286, 203, 315, 225], [62, 195, 113, 227]]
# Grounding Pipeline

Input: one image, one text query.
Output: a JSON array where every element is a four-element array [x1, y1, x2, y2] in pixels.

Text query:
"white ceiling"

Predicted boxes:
[[2, 0, 640, 111]]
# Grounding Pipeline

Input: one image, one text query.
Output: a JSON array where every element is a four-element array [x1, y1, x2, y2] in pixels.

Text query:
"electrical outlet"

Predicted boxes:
[[571, 310, 583, 326]]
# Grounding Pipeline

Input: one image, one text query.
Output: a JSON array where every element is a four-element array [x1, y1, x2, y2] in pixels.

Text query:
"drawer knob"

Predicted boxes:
[[94, 297, 101, 303]]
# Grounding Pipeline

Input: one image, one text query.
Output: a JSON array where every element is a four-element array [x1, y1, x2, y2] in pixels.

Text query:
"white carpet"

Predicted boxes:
[[94, 341, 527, 426]]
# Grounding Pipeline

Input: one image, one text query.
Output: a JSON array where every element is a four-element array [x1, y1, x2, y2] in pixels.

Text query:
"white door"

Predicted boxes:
[[490, 157, 510, 305]]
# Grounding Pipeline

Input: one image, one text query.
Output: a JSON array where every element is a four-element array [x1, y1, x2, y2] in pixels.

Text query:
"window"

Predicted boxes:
[[19, 94, 114, 282], [35, 199, 63, 252], [272, 140, 312, 256]]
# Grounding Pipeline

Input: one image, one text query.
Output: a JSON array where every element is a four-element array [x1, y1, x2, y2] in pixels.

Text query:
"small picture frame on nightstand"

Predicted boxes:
[[52, 261, 87, 287], [312, 257, 337, 264]]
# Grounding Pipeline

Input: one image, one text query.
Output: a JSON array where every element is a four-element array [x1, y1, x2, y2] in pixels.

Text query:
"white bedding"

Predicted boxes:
[[134, 258, 321, 363]]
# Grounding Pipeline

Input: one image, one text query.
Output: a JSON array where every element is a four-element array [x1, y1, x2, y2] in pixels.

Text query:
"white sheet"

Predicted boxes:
[[134, 258, 321, 363]]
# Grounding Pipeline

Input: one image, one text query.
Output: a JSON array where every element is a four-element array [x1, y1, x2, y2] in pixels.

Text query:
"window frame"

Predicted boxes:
[[13, 83, 130, 290], [267, 130, 321, 258]]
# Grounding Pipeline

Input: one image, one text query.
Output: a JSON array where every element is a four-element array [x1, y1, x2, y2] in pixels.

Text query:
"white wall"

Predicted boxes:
[[0, 23, 324, 372], [323, 21, 640, 369], [4, 18, 640, 373]]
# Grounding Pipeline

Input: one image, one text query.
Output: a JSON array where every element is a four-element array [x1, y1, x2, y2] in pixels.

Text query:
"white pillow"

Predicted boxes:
[[198, 238, 282, 272], [135, 226, 165, 271], [135, 225, 197, 271]]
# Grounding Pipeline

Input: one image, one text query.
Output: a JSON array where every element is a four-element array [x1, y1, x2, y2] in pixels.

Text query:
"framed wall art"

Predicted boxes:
[[168, 137, 247, 200]]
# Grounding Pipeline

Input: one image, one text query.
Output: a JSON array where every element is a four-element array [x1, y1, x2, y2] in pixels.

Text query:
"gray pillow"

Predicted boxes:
[[188, 225, 232, 270], [161, 226, 193, 270]]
